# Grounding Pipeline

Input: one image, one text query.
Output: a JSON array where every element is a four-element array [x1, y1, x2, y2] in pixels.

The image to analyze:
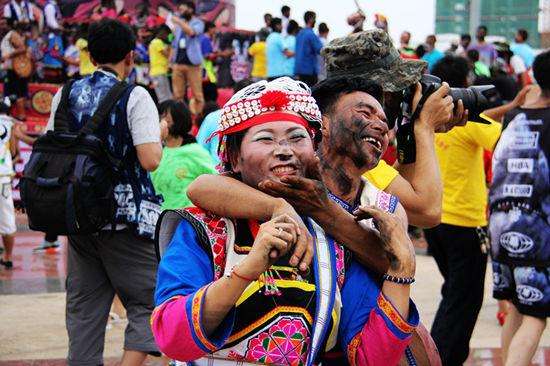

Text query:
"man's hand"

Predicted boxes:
[[511, 85, 533, 108], [412, 82, 467, 133], [258, 158, 330, 218], [353, 206, 415, 276], [271, 200, 313, 272], [435, 99, 469, 132]]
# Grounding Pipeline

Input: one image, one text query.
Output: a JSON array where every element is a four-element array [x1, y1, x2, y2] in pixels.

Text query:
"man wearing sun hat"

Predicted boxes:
[[320, 29, 468, 228], [153, 77, 420, 366]]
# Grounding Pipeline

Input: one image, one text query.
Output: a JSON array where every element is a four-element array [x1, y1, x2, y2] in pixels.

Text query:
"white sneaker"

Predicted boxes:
[[33, 241, 61, 253]]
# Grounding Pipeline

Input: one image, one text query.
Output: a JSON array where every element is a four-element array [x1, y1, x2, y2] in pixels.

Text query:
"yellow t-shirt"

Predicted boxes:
[[148, 38, 169, 77], [363, 159, 399, 191], [435, 120, 502, 227], [248, 41, 267, 78], [76, 38, 96, 76]]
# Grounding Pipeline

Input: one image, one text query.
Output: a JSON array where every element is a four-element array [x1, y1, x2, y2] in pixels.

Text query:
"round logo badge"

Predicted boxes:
[[31, 90, 55, 115], [500, 231, 534, 254], [517, 285, 544, 303]]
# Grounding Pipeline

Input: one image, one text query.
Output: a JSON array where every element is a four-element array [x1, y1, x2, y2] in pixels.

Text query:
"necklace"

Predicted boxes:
[[248, 220, 314, 296]]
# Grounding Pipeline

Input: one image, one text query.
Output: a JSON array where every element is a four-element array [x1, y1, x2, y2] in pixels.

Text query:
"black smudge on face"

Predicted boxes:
[[329, 116, 370, 169], [320, 154, 353, 195]]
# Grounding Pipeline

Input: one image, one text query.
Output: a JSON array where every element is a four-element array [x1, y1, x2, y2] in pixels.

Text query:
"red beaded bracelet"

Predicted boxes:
[[230, 266, 257, 282]]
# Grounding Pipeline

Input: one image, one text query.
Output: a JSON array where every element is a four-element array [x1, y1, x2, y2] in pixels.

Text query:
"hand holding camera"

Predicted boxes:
[[397, 74, 497, 164], [412, 81, 455, 132]]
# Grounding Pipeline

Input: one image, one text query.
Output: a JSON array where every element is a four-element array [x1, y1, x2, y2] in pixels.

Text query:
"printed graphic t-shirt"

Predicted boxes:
[[489, 107, 550, 265]]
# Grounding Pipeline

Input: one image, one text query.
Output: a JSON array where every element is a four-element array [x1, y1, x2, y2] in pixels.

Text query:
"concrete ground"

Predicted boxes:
[[1, 230, 550, 364]]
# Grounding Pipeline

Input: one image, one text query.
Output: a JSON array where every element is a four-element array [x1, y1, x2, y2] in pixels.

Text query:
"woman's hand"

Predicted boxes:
[[353, 206, 416, 277], [237, 214, 300, 280], [271, 200, 313, 272]]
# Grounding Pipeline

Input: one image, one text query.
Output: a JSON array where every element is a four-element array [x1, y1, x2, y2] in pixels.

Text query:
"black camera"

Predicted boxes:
[[396, 74, 498, 164]]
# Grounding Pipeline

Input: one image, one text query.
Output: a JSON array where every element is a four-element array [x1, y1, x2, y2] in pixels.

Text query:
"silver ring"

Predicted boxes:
[[277, 227, 283, 236]]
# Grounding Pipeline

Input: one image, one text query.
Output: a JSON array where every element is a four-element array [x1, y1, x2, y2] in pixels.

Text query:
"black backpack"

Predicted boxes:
[[20, 80, 130, 235]]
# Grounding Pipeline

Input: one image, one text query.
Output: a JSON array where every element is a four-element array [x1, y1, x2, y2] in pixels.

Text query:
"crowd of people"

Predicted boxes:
[[0, 1, 549, 366]]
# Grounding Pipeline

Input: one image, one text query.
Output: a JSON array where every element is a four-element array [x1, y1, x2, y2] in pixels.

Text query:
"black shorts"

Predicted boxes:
[[4, 69, 29, 98], [492, 260, 550, 319]]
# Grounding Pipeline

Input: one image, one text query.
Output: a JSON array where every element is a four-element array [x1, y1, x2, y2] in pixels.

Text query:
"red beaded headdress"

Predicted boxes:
[[212, 77, 323, 165]]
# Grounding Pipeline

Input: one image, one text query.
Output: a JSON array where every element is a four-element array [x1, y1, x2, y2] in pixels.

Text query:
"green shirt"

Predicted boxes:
[[151, 143, 217, 210], [474, 61, 491, 78]]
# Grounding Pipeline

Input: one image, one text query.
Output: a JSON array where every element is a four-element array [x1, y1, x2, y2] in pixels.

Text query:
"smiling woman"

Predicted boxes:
[[152, 77, 420, 366]]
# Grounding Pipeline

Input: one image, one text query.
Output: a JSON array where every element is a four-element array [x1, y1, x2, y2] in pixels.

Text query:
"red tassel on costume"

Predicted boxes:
[[260, 90, 289, 110]]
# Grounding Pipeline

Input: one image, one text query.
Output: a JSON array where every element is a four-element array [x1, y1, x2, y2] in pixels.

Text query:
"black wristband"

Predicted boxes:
[[383, 273, 415, 285]]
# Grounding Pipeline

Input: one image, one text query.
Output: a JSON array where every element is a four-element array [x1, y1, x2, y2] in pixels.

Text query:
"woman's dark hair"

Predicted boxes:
[[287, 20, 299, 35], [533, 49, 550, 91], [517, 28, 529, 42], [318, 22, 329, 34], [182, 0, 196, 13], [203, 81, 218, 102], [156, 24, 171, 37], [77, 23, 90, 40], [312, 76, 383, 115], [304, 11, 316, 24], [467, 49, 480, 62], [415, 44, 426, 58], [204, 21, 215, 33], [270, 17, 282, 30], [159, 100, 193, 138], [431, 55, 470, 88], [223, 131, 245, 173], [88, 19, 136, 64]]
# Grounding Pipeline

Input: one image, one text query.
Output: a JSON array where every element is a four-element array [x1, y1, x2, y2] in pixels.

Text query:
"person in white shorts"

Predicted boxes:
[[0, 97, 17, 269]]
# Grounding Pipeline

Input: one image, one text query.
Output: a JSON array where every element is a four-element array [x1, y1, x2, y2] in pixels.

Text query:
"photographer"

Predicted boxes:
[[423, 54, 513, 366], [322, 29, 468, 228]]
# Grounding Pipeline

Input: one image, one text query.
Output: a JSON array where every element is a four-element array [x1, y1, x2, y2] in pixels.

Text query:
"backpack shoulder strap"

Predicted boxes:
[[80, 81, 130, 135], [53, 79, 76, 132]]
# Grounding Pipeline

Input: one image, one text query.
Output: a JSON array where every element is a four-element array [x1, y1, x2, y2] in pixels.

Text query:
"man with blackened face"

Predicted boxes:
[[321, 90, 389, 174]]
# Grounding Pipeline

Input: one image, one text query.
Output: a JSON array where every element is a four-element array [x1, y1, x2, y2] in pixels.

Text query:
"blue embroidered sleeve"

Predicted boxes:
[[338, 261, 420, 345], [338, 260, 382, 346], [154, 219, 235, 350], [155, 219, 214, 306]]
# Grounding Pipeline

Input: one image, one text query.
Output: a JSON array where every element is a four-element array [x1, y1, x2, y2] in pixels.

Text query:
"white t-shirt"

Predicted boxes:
[[46, 70, 160, 147], [3, 0, 34, 22], [64, 45, 79, 77], [510, 55, 527, 76], [0, 115, 14, 184], [1, 31, 15, 69], [44, 1, 60, 30]]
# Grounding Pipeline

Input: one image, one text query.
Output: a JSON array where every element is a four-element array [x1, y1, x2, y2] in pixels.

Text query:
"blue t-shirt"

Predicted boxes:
[[266, 32, 288, 78], [43, 33, 64, 68], [294, 28, 323, 76], [200, 34, 213, 57], [196, 109, 221, 164], [422, 49, 444, 71], [283, 35, 296, 77], [510, 43, 535, 68]]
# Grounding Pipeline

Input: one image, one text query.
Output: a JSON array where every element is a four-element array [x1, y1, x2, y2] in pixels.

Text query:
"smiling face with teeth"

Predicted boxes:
[[229, 120, 317, 189], [322, 91, 390, 172]]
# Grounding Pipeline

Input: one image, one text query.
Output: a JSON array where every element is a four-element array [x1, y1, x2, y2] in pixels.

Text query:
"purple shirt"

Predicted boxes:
[[468, 42, 497, 66]]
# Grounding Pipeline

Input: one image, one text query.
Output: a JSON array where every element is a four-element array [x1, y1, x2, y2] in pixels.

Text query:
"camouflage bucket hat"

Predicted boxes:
[[322, 29, 428, 92]]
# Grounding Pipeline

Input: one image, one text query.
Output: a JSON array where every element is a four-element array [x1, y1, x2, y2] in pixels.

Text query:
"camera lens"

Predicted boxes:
[[449, 85, 498, 122]]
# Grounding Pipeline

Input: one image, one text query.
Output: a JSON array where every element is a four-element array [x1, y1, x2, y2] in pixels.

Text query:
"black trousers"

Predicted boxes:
[[424, 223, 488, 366]]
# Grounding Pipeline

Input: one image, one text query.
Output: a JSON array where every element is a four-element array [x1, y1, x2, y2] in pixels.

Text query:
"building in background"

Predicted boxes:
[[436, 0, 550, 48]]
